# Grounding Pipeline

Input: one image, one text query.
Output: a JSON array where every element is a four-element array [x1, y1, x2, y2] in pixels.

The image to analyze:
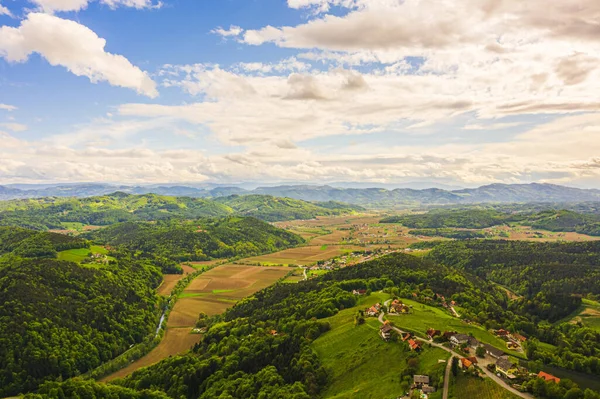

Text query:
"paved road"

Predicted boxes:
[[375, 309, 533, 399], [443, 356, 453, 399]]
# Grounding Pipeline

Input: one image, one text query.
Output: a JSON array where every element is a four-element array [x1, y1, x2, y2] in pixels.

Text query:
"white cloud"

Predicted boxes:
[[29, 0, 161, 13], [0, 103, 17, 111], [0, 122, 28, 132], [0, 1, 12, 17], [212, 25, 243, 38], [0, 13, 158, 97]]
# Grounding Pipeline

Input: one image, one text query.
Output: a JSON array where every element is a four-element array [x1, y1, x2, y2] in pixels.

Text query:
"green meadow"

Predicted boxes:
[[57, 245, 111, 264], [448, 373, 521, 399], [313, 292, 450, 399]]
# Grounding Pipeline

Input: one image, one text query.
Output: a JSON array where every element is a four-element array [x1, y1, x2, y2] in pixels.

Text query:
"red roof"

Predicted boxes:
[[467, 356, 478, 364], [408, 339, 421, 350], [538, 372, 560, 384], [460, 358, 473, 368]]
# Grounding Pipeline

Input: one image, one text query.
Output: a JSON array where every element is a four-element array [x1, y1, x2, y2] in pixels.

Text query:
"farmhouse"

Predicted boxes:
[[365, 305, 379, 317], [538, 371, 561, 384], [512, 333, 527, 342], [495, 329, 510, 337], [413, 375, 430, 385], [408, 339, 422, 351], [495, 358, 516, 378], [460, 358, 474, 370], [449, 333, 478, 348], [426, 328, 441, 339], [380, 324, 393, 340], [352, 289, 367, 295], [402, 332, 412, 341], [482, 343, 505, 359]]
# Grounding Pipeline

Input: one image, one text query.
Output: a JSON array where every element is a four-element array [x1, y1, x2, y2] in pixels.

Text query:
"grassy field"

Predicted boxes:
[[558, 299, 600, 332], [385, 298, 520, 358], [448, 373, 522, 399], [313, 292, 450, 399], [57, 245, 111, 263]]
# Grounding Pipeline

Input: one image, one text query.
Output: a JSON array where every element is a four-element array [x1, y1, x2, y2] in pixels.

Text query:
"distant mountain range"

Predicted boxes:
[[1, 182, 600, 207]]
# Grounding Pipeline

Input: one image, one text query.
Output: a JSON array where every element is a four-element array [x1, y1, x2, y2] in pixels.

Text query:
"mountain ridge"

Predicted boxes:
[[2, 182, 600, 206]]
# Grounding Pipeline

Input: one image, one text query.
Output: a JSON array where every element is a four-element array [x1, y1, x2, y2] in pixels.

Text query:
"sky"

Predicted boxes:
[[0, 0, 599, 188]]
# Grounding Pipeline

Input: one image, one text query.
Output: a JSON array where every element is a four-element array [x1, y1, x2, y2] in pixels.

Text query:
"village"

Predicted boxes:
[[356, 294, 561, 399]]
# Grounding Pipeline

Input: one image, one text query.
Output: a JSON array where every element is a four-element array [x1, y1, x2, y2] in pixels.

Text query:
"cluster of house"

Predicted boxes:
[[494, 329, 527, 350], [389, 299, 410, 313], [365, 302, 382, 317], [413, 375, 436, 396], [443, 331, 519, 378]]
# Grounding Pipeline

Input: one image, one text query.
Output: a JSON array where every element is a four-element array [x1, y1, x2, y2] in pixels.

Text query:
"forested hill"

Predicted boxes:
[[382, 208, 600, 236], [87, 217, 304, 261], [215, 195, 364, 222], [0, 257, 163, 397], [0, 226, 89, 259], [0, 193, 362, 230]]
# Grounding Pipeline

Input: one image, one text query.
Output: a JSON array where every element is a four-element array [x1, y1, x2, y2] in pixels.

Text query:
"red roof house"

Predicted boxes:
[[538, 371, 560, 384]]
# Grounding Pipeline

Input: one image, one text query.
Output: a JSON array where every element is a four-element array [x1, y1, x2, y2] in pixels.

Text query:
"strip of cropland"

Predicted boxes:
[[102, 264, 291, 381]]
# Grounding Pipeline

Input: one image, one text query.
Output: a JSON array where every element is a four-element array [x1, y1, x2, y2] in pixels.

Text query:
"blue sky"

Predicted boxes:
[[1, 0, 600, 187]]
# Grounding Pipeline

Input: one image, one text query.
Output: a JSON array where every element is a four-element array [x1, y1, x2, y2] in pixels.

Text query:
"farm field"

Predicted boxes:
[[242, 245, 363, 266], [385, 298, 519, 358], [101, 327, 201, 382], [490, 225, 600, 242], [313, 292, 449, 399], [448, 373, 522, 399], [156, 264, 198, 296], [103, 264, 291, 381]]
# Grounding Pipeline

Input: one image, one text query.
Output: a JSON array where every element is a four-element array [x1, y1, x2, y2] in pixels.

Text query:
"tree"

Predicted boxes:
[[475, 346, 486, 358], [451, 357, 459, 377]]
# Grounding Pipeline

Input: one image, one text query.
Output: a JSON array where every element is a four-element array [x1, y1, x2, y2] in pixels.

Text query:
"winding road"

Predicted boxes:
[[377, 301, 533, 399]]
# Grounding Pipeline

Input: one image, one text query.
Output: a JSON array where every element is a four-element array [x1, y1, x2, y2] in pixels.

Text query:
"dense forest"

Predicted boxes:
[[0, 193, 362, 230], [0, 257, 163, 396], [0, 227, 89, 259], [381, 209, 511, 228], [88, 217, 304, 262]]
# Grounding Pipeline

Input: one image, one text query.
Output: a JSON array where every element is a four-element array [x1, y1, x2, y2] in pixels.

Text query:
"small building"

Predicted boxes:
[[380, 324, 393, 340], [512, 333, 527, 342], [427, 329, 441, 339], [483, 343, 505, 359], [496, 329, 510, 337], [352, 289, 367, 295], [442, 331, 458, 340], [466, 356, 478, 364], [365, 306, 379, 317], [402, 332, 412, 342], [422, 385, 436, 394], [538, 371, 561, 384], [495, 358, 515, 377], [413, 375, 430, 386], [269, 330, 278, 336], [450, 333, 471, 346], [408, 339, 422, 351], [460, 358, 474, 369]]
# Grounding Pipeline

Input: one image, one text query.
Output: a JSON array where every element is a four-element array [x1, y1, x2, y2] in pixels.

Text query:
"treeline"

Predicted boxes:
[[0, 192, 362, 230], [0, 226, 89, 259], [408, 228, 486, 239], [88, 217, 304, 262], [0, 257, 163, 397]]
